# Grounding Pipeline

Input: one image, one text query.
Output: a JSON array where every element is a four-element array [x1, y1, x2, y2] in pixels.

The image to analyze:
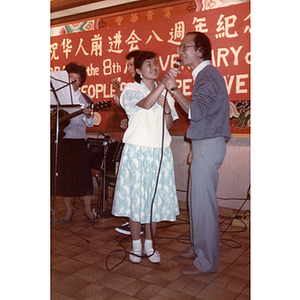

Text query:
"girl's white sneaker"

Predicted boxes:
[[129, 249, 142, 263], [144, 248, 161, 263]]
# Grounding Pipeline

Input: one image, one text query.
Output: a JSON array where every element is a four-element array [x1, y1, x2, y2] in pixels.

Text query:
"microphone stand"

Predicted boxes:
[[96, 132, 113, 218]]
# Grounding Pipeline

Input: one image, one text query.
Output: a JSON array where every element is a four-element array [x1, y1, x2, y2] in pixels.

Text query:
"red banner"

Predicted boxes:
[[50, 1, 250, 136]]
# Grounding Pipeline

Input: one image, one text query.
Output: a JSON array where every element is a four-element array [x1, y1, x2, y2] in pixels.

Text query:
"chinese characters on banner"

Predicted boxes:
[[50, 2, 250, 136]]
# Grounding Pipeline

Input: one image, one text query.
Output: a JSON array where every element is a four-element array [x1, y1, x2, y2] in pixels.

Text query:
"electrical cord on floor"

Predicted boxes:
[[105, 235, 129, 271], [65, 185, 249, 270], [106, 196, 250, 270], [219, 185, 250, 248], [105, 218, 190, 271], [156, 186, 251, 249]]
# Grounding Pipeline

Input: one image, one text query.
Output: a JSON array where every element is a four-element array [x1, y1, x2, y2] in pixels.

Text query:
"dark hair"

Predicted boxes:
[[187, 32, 212, 61], [64, 62, 87, 87], [133, 51, 157, 83], [126, 50, 140, 60]]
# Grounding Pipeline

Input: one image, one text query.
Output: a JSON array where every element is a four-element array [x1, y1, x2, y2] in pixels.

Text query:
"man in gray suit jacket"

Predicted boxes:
[[162, 32, 231, 275]]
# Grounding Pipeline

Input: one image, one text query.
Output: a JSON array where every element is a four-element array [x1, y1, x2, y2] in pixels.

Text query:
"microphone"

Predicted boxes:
[[100, 132, 115, 143], [174, 59, 181, 69], [167, 59, 181, 95]]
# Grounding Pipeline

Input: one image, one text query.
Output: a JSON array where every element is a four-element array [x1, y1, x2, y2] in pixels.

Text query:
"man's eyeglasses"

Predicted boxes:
[[177, 45, 196, 53]]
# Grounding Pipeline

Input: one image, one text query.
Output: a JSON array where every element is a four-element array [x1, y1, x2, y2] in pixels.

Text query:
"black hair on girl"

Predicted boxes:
[[133, 51, 157, 83]]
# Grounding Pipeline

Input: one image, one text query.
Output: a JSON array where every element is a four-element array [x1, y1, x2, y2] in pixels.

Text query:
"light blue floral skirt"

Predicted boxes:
[[112, 144, 179, 223]]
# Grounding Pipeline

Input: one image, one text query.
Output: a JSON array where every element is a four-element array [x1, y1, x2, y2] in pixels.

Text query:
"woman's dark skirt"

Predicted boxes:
[[53, 138, 93, 197]]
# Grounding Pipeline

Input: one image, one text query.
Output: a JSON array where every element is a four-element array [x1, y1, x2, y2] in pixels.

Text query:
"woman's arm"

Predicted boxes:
[[136, 82, 166, 109]]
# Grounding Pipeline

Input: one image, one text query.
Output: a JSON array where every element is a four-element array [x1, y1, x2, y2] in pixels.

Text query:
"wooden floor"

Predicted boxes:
[[51, 196, 250, 300]]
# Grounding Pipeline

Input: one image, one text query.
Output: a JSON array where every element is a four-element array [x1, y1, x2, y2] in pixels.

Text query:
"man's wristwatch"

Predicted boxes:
[[170, 86, 178, 94]]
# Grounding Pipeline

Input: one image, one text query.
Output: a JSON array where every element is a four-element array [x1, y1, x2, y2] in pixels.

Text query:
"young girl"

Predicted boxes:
[[112, 51, 179, 263]]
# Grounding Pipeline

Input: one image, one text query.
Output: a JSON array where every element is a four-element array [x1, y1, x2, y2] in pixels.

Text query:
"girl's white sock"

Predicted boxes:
[[132, 239, 142, 251], [144, 239, 153, 252], [144, 239, 160, 263], [130, 239, 142, 263]]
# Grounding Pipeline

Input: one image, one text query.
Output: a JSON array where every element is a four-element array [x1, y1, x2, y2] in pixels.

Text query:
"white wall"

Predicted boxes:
[[170, 136, 250, 211]]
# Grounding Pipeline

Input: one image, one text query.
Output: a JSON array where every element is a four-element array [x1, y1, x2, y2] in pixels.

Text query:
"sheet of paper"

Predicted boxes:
[[50, 71, 80, 106]]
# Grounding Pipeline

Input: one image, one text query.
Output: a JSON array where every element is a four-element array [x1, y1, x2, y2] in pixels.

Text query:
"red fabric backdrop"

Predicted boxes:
[[50, 1, 250, 136]]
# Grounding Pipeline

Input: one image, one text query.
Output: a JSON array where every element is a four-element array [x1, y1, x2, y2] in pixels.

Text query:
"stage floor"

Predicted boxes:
[[51, 195, 250, 300]]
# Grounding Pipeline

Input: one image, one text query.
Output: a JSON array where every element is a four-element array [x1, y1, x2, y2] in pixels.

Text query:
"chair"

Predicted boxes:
[[88, 138, 124, 217], [91, 168, 116, 215]]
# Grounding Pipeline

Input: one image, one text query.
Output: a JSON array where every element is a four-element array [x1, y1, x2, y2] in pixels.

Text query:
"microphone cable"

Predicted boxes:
[[105, 88, 169, 270], [147, 59, 180, 258], [146, 87, 169, 260]]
